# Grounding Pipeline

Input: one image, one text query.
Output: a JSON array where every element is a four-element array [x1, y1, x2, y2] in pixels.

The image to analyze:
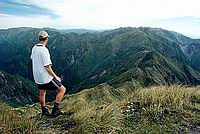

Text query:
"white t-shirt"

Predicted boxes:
[[31, 44, 53, 84]]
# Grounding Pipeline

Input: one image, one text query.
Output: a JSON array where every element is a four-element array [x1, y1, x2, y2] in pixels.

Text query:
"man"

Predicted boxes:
[[31, 31, 66, 117]]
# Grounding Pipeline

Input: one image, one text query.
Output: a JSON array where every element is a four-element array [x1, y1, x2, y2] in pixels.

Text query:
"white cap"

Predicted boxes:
[[38, 31, 50, 38]]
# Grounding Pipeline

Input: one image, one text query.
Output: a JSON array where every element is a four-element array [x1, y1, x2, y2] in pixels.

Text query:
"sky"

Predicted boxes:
[[0, 0, 199, 38]]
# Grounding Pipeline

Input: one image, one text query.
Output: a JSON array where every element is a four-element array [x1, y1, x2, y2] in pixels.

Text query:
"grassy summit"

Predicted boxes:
[[2, 84, 200, 133]]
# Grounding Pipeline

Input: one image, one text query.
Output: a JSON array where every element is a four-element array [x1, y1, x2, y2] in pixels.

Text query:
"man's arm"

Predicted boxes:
[[45, 65, 61, 82]]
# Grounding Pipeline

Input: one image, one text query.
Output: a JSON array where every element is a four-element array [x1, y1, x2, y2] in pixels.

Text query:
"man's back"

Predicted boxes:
[[31, 44, 53, 84]]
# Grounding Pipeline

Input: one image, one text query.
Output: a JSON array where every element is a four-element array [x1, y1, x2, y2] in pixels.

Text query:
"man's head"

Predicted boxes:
[[38, 31, 50, 45]]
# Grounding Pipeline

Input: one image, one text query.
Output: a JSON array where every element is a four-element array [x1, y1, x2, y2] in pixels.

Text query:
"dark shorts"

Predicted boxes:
[[37, 78, 62, 90]]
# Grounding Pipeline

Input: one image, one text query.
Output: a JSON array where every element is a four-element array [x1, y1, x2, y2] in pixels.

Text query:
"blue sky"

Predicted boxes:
[[0, 0, 58, 18], [0, 0, 199, 38]]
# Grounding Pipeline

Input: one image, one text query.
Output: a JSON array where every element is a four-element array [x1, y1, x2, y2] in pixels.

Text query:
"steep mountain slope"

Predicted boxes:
[[0, 70, 38, 107], [73, 27, 200, 90], [0, 27, 200, 93], [181, 42, 200, 71]]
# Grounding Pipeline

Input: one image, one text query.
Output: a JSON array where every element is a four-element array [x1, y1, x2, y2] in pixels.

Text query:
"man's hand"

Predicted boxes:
[[44, 65, 60, 81], [55, 76, 61, 82]]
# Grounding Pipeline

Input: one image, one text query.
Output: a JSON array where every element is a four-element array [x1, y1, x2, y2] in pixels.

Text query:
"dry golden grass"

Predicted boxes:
[[128, 85, 200, 110], [0, 102, 36, 134], [2, 84, 200, 133]]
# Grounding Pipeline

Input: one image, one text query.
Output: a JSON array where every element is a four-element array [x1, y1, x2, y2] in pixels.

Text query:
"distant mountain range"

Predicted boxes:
[[59, 29, 99, 34], [0, 27, 200, 105]]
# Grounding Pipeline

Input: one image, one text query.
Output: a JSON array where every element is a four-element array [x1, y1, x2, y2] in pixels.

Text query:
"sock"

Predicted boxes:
[[54, 102, 60, 108], [41, 106, 46, 111]]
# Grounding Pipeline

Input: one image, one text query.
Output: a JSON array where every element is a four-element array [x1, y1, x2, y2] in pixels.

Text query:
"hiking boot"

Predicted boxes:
[[41, 106, 51, 117], [51, 106, 68, 117]]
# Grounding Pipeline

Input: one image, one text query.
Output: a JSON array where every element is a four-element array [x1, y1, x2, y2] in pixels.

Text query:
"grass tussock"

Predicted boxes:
[[60, 83, 138, 133], [130, 85, 200, 110], [72, 102, 122, 134], [123, 85, 200, 133], [0, 102, 36, 134]]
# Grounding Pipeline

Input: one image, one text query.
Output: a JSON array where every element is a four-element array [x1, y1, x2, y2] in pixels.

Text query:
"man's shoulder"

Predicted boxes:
[[43, 47, 49, 52], [31, 45, 37, 51], [33, 44, 48, 50], [39, 46, 50, 55]]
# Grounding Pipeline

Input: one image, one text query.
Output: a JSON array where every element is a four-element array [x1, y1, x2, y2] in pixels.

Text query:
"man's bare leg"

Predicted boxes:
[[39, 89, 50, 116], [51, 85, 66, 117], [55, 85, 66, 103], [39, 89, 46, 107]]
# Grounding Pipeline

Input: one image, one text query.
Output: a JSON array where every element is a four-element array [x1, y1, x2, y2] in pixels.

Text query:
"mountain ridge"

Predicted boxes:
[[0, 27, 200, 100]]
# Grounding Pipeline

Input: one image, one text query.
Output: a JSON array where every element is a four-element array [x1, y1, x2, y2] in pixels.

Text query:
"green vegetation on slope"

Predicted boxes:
[[0, 71, 39, 107], [1, 27, 200, 93]]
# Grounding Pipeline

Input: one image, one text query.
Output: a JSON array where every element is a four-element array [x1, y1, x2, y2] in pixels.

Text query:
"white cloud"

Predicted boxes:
[[0, 14, 53, 28], [28, 0, 200, 21]]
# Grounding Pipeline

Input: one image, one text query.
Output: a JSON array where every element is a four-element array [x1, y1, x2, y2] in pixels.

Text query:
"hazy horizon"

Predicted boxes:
[[0, 0, 200, 38]]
